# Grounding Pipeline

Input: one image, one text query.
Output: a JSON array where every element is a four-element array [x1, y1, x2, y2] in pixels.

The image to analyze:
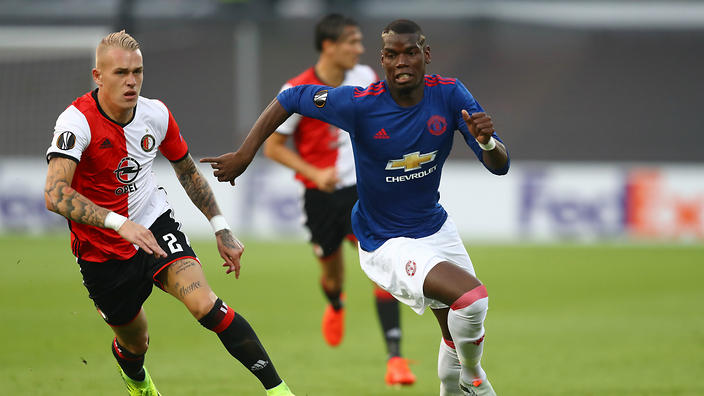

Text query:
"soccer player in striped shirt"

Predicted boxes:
[[44, 30, 294, 396], [204, 19, 509, 396]]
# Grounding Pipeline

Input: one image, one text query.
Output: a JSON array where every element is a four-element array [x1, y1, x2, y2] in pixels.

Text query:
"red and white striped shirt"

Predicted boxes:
[[276, 64, 377, 190], [46, 89, 188, 262]]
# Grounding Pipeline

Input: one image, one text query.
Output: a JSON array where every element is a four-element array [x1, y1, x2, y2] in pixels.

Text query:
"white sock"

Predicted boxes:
[[447, 285, 489, 386], [438, 338, 463, 396]]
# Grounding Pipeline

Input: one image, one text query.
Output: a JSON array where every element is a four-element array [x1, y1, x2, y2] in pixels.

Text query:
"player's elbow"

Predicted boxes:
[[44, 191, 57, 212], [486, 160, 510, 176], [44, 183, 69, 213], [490, 165, 510, 176]]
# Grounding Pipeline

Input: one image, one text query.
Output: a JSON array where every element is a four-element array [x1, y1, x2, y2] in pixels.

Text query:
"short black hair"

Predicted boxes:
[[381, 19, 426, 47], [314, 13, 359, 52]]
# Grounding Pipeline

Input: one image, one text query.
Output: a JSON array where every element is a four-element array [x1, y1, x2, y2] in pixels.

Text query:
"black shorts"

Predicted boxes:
[[303, 185, 358, 258], [77, 210, 197, 326]]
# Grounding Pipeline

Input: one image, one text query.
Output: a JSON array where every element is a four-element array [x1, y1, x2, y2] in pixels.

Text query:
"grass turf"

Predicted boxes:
[[1, 234, 702, 395]]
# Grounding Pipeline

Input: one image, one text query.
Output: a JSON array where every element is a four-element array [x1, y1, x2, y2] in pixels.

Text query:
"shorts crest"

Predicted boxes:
[[405, 260, 417, 276]]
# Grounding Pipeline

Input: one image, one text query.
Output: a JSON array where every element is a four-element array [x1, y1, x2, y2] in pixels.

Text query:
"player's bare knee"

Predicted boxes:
[[424, 262, 482, 305], [118, 335, 149, 355], [190, 296, 219, 320]]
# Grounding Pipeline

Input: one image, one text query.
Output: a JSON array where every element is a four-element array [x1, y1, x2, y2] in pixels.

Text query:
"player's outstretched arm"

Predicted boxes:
[[171, 154, 243, 277], [462, 110, 509, 174], [44, 157, 167, 257], [201, 98, 291, 185]]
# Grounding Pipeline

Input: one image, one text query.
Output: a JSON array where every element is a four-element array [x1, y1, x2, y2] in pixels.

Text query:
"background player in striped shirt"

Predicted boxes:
[[262, 13, 415, 386], [44, 31, 294, 396], [204, 19, 509, 396]]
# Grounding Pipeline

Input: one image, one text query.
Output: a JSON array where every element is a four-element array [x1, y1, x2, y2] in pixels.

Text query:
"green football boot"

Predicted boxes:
[[118, 366, 161, 396], [265, 381, 295, 396]]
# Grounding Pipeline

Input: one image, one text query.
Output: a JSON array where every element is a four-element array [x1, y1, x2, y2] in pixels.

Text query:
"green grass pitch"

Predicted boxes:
[[1, 234, 703, 395]]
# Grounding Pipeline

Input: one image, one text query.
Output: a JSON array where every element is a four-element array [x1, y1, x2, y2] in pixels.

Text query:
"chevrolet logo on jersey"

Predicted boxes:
[[385, 151, 438, 172]]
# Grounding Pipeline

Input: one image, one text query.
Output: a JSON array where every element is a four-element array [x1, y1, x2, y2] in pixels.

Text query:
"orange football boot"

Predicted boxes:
[[385, 356, 416, 386], [321, 304, 345, 347]]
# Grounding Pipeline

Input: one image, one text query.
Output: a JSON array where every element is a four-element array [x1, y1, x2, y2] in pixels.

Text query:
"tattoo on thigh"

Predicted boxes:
[[173, 259, 197, 275], [179, 281, 201, 298]]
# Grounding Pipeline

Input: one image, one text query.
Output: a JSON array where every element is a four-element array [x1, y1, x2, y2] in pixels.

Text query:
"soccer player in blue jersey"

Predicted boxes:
[[203, 19, 509, 396]]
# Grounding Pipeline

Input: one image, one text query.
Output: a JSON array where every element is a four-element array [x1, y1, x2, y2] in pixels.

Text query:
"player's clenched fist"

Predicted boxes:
[[462, 110, 494, 145]]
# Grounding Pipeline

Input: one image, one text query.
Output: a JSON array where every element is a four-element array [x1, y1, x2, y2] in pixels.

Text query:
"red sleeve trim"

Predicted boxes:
[[424, 75, 456, 87], [354, 81, 386, 97]]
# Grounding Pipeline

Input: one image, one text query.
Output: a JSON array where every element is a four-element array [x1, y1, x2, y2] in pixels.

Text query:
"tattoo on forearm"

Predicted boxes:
[[216, 229, 240, 250], [172, 154, 220, 219], [45, 159, 109, 227], [179, 281, 201, 298]]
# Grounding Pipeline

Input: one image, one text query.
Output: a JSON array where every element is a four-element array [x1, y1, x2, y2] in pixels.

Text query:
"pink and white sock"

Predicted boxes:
[[438, 337, 462, 395], [447, 285, 489, 386]]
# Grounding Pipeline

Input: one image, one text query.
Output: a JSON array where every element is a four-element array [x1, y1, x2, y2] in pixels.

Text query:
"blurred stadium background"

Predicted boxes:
[[0, 1, 702, 395]]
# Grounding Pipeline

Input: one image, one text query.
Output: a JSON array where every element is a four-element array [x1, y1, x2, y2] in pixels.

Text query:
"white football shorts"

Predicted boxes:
[[357, 216, 476, 314]]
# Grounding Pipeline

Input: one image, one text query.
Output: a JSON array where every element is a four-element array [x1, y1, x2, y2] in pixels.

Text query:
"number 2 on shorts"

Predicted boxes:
[[163, 233, 183, 253]]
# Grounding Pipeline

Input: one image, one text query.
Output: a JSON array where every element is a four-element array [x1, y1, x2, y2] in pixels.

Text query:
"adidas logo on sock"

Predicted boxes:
[[386, 328, 401, 339], [250, 359, 269, 371], [374, 128, 390, 139]]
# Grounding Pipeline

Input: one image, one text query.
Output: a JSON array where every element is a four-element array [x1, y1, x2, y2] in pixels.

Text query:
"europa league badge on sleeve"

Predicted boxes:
[[56, 131, 76, 150], [314, 90, 328, 108]]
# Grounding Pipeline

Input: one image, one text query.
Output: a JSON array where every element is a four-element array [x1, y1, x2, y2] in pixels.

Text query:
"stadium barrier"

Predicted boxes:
[[1, 157, 701, 242]]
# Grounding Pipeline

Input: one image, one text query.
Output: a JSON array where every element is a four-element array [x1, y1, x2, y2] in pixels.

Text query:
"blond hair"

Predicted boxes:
[[95, 30, 140, 66]]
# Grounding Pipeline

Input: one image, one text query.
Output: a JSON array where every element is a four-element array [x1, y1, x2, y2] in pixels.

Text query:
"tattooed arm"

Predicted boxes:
[[171, 153, 222, 219], [44, 156, 166, 257], [171, 154, 244, 277]]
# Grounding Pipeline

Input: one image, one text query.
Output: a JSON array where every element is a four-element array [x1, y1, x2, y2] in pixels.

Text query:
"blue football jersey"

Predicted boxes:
[[277, 75, 509, 251]]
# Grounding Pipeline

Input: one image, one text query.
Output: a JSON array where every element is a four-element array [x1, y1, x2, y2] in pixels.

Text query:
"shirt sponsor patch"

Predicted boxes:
[[114, 156, 141, 184]]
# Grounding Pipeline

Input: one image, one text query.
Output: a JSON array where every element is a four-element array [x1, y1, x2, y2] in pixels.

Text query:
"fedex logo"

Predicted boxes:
[[518, 167, 704, 241], [627, 169, 704, 239], [519, 169, 626, 238]]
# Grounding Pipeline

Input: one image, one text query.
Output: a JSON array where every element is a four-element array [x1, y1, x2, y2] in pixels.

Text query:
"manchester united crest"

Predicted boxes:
[[427, 115, 447, 136], [405, 260, 417, 277]]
